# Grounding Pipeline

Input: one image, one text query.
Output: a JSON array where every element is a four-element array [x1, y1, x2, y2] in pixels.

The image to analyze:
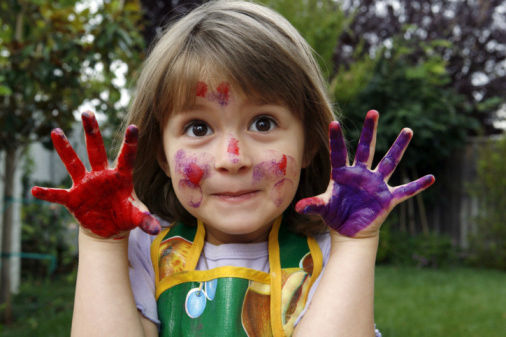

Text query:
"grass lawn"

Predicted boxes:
[[375, 265, 506, 337], [0, 266, 504, 336]]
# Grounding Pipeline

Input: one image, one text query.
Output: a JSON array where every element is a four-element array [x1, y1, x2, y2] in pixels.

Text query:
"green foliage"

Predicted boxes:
[[332, 37, 477, 176], [0, 0, 145, 151], [377, 223, 458, 268], [467, 136, 506, 270], [0, 276, 75, 336], [259, 0, 348, 79], [21, 198, 77, 278]]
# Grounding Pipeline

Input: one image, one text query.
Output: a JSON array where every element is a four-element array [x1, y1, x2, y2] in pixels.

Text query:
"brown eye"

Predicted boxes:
[[250, 116, 276, 132], [185, 121, 212, 137]]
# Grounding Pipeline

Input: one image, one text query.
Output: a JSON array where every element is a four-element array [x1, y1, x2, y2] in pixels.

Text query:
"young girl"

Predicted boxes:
[[32, 1, 434, 336]]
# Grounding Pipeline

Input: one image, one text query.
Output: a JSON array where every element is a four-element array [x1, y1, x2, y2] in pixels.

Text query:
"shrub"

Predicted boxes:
[[467, 136, 506, 270]]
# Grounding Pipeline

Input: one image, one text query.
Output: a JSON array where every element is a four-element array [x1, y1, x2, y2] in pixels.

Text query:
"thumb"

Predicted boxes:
[[295, 196, 327, 216]]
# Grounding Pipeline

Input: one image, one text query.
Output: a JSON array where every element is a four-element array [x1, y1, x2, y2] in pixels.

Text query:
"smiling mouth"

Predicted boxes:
[[212, 190, 259, 201]]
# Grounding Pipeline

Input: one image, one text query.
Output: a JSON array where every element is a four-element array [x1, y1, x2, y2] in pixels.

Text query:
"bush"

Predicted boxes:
[[467, 136, 506, 270], [21, 191, 78, 278], [377, 222, 458, 268]]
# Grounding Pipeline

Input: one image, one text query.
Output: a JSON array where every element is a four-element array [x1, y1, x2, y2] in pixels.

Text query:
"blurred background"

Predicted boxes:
[[0, 0, 504, 336]]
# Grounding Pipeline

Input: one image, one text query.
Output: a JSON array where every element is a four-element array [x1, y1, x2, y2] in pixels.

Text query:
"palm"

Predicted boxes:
[[296, 110, 434, 238], [32, 112, 160, 238]]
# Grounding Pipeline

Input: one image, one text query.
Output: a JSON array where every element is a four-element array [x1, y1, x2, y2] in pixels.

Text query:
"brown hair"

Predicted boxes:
[[124, 0, 335, 235]]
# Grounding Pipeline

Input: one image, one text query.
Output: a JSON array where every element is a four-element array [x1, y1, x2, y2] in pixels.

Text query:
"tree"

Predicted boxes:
[[0, 0, 145, 316], [139, 0, 204, 47], [334, 0, 506, 135]]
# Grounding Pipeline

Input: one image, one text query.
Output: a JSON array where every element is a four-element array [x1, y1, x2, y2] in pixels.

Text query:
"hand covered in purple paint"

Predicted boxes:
[[31, 111, 161, 238], [295, 110, 435, 238]]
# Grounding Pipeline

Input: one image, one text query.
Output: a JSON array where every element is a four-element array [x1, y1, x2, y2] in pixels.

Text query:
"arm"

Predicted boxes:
[[294, 110, 434, 336], [32, 112, 160, 337]]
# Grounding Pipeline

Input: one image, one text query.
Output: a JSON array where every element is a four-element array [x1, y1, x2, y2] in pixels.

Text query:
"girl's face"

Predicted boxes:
[[160, 81, 305, 244]]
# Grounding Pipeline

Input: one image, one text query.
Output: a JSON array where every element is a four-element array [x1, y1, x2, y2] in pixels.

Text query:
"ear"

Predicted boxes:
[[156, 146, 170, 178]]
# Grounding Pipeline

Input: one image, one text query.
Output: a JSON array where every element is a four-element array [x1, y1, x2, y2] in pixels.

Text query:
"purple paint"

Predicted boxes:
[[354, 110, 378, 165], [377, 129, 412, 178], [329, 121, 347, 168], [174, 149, 211, 208], [204, 82, 230, 106], [296, 111, 435, 237], [252, 155, 289, 182]]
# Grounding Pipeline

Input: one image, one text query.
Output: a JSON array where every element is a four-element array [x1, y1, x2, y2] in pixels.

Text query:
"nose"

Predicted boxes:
[[214, 135, 252, 174]]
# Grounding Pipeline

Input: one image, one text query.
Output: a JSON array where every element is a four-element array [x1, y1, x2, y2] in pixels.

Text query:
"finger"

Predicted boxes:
[[329, 121, 348, 168], [82, 111, 108, 171], [392, 174, 435, 203], [295, 196, 326, 216], [131, 208, 161, 235], [354, 110, 379, 168], [376, 128, 413, 181], [31, 186, 69, 205], [51, 128, 86, 182], [117, 125, 139, 176]]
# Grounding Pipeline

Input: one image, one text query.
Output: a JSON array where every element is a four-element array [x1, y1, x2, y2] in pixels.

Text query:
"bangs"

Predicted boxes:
[[154, 13, 310, 125]]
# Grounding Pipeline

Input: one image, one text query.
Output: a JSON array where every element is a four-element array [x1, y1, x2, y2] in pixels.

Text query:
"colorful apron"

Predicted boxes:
[[151, 217, 323, 337]]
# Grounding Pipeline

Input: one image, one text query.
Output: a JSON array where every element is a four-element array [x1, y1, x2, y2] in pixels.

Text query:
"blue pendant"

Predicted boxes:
[[185, 287, 206, 318], [204, 279, 218, 300]]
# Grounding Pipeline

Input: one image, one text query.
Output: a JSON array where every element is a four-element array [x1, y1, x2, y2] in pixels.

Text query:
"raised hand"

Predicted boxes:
[[295, 110, 435, 238], [32, 111, 161, 238]]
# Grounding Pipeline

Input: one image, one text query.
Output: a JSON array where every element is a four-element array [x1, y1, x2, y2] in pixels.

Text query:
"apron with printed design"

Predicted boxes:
[[151, 217, 323, 337]]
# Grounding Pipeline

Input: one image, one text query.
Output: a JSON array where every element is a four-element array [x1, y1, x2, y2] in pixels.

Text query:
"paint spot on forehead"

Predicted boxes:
[[216, 82, 230, 106], [196, 81, 208, 98]]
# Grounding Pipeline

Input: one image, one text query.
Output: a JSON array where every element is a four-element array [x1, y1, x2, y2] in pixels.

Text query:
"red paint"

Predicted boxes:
[[278, 155, 287, 175], [227, 138, 239, 156], [196, 81, 208, 97], [186, 162, 204, 186], [31, 112, 161, 238], [216, 82, 230, 105], [295, 196, 325, 214]]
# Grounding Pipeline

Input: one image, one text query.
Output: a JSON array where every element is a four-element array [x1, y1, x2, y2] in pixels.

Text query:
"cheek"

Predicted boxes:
[[252, 151, 300, 206], [172, 150, 213, 208], [252, 151, 298, 182]]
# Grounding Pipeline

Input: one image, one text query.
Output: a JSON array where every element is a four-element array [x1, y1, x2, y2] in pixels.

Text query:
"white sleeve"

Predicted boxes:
[[128, 227, 160, 326]]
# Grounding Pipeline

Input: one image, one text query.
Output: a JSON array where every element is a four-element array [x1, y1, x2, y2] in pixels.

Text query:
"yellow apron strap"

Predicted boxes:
[[268, 216, 285, 337], [185, 220, 206, 271], [151, 226, 172, 290], [305, 235, 323, 300]]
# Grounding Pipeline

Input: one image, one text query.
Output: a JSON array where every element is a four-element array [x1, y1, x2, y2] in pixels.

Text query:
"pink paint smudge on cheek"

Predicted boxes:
[[277, 155, 287, 175], [272, 178, 295, 207], [174, 150, 212, 208], [178, 180, 203, 208], [185, 162, 204, 186]]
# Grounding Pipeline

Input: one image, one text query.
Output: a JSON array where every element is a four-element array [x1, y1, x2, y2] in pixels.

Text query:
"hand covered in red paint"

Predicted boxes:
[[32, 111, 161, 238], [295, 110, 435, 238]]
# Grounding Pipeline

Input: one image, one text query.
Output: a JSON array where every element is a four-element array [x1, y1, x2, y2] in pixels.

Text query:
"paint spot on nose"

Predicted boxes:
[[227, 138, 239, 156], [185, 163, 204, 186]]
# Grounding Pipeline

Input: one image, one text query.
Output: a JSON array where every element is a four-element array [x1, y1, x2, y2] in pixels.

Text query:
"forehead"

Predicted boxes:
[[157, 54, 305, 126]]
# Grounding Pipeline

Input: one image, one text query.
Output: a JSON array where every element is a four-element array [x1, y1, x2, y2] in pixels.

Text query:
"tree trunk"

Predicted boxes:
[[1, 147, 20, 322]]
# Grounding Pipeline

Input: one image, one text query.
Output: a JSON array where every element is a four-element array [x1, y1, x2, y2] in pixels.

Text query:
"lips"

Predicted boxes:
[[212, 190, 260, 201]]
